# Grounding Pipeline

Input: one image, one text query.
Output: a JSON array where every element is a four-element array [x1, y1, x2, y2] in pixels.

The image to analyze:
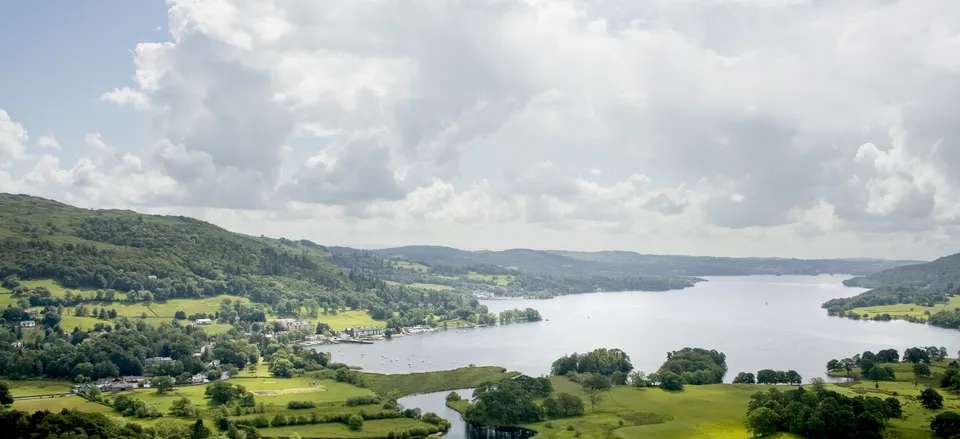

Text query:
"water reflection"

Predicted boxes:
[[318, 275, 960, 383], [397, 390, 537, 439]]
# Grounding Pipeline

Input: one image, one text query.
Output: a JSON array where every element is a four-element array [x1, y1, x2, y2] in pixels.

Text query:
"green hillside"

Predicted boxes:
[[0, 194, 490, 330], [843, 253, 960, 290], [372, 245, 919, 277], [824, 252, 960, 328]]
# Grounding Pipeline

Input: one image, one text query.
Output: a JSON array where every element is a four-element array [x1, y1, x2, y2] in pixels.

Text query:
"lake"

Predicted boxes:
[[318, 275, 959, 384]]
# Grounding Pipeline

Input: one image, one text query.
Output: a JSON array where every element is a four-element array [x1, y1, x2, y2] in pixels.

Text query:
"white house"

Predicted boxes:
[[275, 318, 313, 331], [191, 373, 206, 384], [345, 326, 383, 337], [194, 318, 213, 325], [20, 320, 36, 328], [144, 356, 174, 369]]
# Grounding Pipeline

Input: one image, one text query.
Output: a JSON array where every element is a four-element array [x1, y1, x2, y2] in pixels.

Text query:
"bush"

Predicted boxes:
[[286, 401, 316, 409], [545, 421, 555, 428], [445, 391, 461, 402], [566, 425, 575, 431], [347, 414, 364, 431], [345, 395, 382, 406], [921, 388, 945, 410], [932, 412, 960, 438]]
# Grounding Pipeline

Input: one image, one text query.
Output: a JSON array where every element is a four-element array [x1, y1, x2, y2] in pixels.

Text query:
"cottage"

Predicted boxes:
[[122, 376, 145, 383], [275, 318, 313, 332], [19, 320, 36, 328], [144, 356, 174, 369], [194, 318, 213, 325], [110, 382, 137, 392], [191, 373, 206, 384], [345, 326, 383, 338]]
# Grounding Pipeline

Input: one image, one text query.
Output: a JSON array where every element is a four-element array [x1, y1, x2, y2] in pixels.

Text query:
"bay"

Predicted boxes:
[[318, 275, 959, 383]]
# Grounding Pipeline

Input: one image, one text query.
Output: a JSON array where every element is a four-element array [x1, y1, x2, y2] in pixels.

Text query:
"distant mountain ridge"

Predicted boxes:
[[359, 245, 921, 278], [843, 252, 960, 290]]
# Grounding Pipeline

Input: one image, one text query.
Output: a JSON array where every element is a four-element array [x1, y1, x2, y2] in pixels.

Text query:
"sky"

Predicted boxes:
[[2, 0, 960, 260]]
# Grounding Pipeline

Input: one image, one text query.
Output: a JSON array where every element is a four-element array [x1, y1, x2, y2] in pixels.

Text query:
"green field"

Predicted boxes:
[[851, 296, 960, 320], [12, 396, 113, 413], [390, 260, 429, 272], [0, 278, 96, 297], [309, 310, 385, 331], [362, 366, 518, 397], [259, 417, 430, 438], [409, 283, 453, 291], [7, 379, 75, 397], [466, 272, 514, 286]]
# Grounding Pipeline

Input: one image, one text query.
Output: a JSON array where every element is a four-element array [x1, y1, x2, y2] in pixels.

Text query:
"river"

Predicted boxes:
[[318, 275, 958, 384]]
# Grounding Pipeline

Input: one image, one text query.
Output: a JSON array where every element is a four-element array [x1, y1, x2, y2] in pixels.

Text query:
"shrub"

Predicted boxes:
[[921, 388, 945, 410], [566, 425, 575, 431], [347, 414, 364, 431], [445, 391, 461, 402], [545, 421, 555, 428], [345, 395, 382, 406], [286, 401, 316, 409]]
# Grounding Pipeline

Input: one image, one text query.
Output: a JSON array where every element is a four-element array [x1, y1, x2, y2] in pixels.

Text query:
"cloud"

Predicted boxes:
[[4, 0, 960, 259], [36, 135, 61, 150], [0, 110, 28, 166]]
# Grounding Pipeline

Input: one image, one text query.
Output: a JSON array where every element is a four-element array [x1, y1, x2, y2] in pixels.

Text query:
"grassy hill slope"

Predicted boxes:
[[0, 193, 369, 304]]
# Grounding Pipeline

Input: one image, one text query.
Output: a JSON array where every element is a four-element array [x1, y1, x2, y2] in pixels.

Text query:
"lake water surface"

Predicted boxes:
[[319, 275, 959, 384]]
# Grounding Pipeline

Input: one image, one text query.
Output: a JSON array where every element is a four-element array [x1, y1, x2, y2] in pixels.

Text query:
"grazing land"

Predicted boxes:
[[362, 366, 519, 397], [7, 379, 75, 397], [850, 295, 960, 321]]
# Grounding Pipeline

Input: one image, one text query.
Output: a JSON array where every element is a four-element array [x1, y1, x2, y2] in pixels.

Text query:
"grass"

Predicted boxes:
[[851, 295, 960, 320], [409, 283, 453, 291], [466, 272, 514, 286], [518, 378, 778, 439], [0, 278, 96, 297], [361, 366, 518, 397], [7, 379, 75, 397], [58, 315, 107, 331], [259, 417, 431, 438], [391, 260, 429, 272], [12, 396, 113, 413], [309, 310, 385, 331], [129, 377, 375, 415]]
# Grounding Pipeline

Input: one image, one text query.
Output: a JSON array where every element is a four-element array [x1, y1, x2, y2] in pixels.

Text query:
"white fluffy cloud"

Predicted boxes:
[[4, 0, 960, 259]]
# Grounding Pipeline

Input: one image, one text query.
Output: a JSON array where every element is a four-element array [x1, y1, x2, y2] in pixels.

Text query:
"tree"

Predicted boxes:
[[903, 347, 931, 364], [629, 371, 647, 387], [914, 363, 932, 379], [885, 397, 902, 418], [932, 412, 960, 438], [269, 358, 295, 378], [347, 414, 364, 431], [191, 419, 211, 439], [446, 392, 461, 402], [658, 371, 684, 391], [784, 370, 802, 385], [733, 372, 756, 384], [584, 386, 604, 409], [205, 381, 243, 406], [174, 311, 187, 320], [826, 359, 841, 372], [920, 387, 945, 410], [170, 396, 198, 417], [0, 381, 13, 406], [152, 375, 175, 393], [2, 275, 20, 289], [745, 407, 780, 438]]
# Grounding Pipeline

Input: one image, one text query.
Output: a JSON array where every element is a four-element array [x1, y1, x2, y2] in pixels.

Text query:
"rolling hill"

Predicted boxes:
[[369, 245, 921, 278]]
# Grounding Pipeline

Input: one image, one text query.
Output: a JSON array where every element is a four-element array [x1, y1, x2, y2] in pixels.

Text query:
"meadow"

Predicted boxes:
[[306, 310, 385, 331], [362, 366, 517, 397], [7, 379, 75, 397], [851, 296, 960, 320]]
